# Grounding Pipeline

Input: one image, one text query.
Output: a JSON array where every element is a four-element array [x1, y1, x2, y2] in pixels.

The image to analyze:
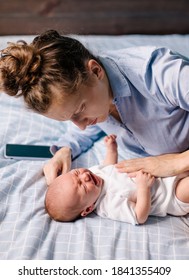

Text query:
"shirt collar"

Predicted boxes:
[[99, 56, 131, 102]]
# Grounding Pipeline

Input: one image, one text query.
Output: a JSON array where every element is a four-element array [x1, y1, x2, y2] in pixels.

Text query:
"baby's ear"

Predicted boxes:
[[81, 204, 95, 217]]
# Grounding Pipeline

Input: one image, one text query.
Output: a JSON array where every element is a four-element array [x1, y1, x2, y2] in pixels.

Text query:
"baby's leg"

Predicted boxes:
[[175, 176, 189, 203]]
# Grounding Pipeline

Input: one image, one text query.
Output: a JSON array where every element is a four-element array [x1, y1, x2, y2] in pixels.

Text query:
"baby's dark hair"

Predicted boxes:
[[0, 30, 98, 113]]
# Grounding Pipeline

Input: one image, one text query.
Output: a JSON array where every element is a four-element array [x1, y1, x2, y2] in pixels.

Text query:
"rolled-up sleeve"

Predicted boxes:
[[54, 122, 105, 159]]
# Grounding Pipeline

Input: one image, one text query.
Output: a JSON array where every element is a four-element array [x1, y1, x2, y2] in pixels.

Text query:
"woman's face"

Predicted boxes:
[[44, 60, 112, 130]]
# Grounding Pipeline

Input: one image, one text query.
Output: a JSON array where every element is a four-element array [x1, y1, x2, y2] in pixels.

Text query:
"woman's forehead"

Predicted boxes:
[[45, 92, 82, 121]]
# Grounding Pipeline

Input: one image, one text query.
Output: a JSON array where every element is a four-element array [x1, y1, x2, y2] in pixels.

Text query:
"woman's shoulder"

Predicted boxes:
[[99, 46, 164, 59]]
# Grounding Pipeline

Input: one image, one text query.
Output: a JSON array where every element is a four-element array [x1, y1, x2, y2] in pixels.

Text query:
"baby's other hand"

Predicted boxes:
[[135, 170, 155, 189], [104, 134, 117, 149]]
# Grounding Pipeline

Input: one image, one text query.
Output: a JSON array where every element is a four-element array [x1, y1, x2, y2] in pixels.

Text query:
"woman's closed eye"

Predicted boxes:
[[73, 104, 86, 118]]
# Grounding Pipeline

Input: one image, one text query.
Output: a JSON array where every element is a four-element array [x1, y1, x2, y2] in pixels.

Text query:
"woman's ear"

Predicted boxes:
[[87, 59, 104, 80], [81, 204, 95, 217]]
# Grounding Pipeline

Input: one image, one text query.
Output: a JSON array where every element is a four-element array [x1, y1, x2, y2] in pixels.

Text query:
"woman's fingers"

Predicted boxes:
[[43, 160, 60, 185], [43, 146, 72, 185], [115, 154, 179, 177], [115, 158, 145, 173]]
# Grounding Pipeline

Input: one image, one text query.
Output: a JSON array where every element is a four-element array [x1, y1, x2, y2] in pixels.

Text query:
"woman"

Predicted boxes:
[[0, 30, 189, 184]]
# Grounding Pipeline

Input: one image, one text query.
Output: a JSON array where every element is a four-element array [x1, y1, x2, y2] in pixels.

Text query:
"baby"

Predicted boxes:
[[45, 135, 189, 225]]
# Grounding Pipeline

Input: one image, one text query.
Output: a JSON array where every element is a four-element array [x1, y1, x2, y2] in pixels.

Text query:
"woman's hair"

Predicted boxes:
[[0, 30, 98, 113]]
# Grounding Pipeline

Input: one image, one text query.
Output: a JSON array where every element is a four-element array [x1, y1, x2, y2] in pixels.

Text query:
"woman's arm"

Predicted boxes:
[[115, 47, 189, 178], [55, 122, 105, 160], [116, 151, 189, 177], [43, 146, 72, 185]]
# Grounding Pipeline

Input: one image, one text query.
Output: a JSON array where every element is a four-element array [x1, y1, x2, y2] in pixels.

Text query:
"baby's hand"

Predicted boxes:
[[104, 134, 117, 149], [134, 170, 155, 189]]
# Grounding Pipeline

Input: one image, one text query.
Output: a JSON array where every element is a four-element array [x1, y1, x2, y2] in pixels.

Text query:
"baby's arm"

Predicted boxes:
[[103, 134, 118, 165], [132, 171, 155, 224]]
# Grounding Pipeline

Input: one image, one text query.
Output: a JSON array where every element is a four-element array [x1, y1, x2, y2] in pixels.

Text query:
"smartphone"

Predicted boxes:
[[4, 144, 53, 160]]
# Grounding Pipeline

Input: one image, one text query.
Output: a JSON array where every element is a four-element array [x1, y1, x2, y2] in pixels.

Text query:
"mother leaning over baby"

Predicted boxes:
[[0, 30, 189, 183]]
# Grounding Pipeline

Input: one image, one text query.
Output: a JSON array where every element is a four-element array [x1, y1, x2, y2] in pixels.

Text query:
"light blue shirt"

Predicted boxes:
[[55, 46, 189, 159]]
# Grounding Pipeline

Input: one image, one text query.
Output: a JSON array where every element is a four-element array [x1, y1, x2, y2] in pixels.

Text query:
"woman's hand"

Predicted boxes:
[[43, 147, 72, 185], [115, 153, 183, 177]]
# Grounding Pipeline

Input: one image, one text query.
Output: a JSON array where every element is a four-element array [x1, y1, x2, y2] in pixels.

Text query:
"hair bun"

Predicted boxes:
[[32, 30, 61, 47], [0, 41, 42, 96]]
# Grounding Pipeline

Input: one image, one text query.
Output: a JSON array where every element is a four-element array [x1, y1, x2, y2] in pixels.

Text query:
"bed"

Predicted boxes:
[[0, 0, 189, 260], [1, 33, 189, 260]]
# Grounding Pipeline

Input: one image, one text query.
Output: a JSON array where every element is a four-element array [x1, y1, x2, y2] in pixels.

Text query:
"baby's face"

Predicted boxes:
[[58, 168, 103, 209]]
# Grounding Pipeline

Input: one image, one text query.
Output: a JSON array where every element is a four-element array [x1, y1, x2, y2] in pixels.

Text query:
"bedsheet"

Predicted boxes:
[[0, 34, 189, 259]]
